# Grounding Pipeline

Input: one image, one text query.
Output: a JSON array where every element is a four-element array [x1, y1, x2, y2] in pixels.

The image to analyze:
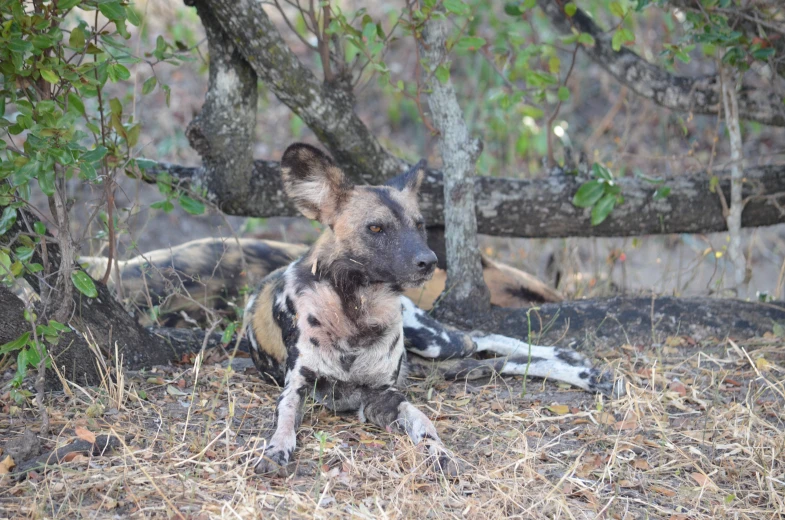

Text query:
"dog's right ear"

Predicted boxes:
[[280, 143, 353, 225]]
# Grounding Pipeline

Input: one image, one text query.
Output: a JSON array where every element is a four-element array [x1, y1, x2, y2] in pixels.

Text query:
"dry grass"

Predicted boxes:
[[2, 334, 784, 519]]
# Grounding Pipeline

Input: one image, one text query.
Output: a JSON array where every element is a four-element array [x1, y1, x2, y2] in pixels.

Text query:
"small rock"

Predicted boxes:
[[3, 429, 40, 461]]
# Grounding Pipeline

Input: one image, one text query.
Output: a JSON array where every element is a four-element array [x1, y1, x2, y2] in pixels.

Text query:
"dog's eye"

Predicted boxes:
[[416, 222, 425, 231], [369, 225, 382, 233]]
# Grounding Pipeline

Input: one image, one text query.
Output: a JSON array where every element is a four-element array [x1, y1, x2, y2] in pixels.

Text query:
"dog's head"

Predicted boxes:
[[281, 143, 437, 288]]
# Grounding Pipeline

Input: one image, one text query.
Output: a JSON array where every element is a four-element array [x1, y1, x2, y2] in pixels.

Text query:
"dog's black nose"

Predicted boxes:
[[415, 250, 437, 273]]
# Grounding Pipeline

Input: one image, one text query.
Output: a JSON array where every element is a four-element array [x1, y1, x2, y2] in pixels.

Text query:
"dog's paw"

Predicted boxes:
[[424, 441, 464, 479], [254, 446, 291, 476], [588, 369, 625, 398]]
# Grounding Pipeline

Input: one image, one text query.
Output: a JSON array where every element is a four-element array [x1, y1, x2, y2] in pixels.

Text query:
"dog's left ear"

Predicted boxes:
[[385, 160, 426, 196]]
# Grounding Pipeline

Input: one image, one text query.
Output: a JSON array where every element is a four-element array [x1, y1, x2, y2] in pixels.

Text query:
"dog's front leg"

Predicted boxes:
[[255, 369, 307, 475], [359, 387, 462, 477]]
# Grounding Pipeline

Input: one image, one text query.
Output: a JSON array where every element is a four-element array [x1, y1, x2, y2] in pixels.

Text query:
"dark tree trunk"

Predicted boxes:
[[2, 212, 178, 387]]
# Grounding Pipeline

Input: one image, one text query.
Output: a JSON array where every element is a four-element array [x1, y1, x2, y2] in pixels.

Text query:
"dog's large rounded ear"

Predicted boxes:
[[281, 143, 353, 225], [385, 159, 426, 196]]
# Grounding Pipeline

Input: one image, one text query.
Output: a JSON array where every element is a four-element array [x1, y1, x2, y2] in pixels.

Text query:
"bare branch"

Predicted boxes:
[[537, 0, 785, 127]]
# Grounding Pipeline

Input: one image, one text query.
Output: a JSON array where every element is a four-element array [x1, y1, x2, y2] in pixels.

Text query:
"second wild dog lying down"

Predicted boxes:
[[81, 240, 561, 327], [244, 143, 620, 475]]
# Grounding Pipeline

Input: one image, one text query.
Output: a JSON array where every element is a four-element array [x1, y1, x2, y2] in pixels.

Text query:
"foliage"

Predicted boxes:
[[572, 163, 624, 226], [0, 0, 191, 401]]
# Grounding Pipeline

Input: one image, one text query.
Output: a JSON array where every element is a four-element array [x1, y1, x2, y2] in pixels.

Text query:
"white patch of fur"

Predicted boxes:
[[401, 297, 451, 356]]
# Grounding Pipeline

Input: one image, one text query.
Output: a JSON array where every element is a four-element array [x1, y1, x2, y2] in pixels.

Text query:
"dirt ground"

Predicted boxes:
[[2, 334, 785, 518], [3, 0, 785, 518]]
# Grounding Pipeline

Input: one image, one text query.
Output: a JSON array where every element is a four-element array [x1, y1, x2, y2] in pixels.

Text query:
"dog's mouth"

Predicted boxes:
[[401, 272, 435, 288]]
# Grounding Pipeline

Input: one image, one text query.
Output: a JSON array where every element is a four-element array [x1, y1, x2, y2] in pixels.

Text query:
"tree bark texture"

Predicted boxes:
[[720, 67, 747, 287], [146, 160, 785, 238], [420, 10, 490, 316], [537, 1, 785, 127], [186, 0, 405, 184], [184, 0, 257, 214]]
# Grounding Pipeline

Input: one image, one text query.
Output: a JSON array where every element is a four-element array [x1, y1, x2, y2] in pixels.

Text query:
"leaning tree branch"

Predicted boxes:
[[187, 0, 406, 184], [536, 1, 785, 127], [143, 160, 785, 238]]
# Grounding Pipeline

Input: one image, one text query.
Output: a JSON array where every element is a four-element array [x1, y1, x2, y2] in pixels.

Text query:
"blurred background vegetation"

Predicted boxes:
[[6, 0, 785, 301]]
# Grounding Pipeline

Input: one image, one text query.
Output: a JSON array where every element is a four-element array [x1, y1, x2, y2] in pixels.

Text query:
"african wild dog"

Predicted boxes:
[[244, 143, 620, 476]]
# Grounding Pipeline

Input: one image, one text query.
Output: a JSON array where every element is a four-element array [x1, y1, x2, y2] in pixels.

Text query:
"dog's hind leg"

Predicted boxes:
[[409, 352, 621, 396]]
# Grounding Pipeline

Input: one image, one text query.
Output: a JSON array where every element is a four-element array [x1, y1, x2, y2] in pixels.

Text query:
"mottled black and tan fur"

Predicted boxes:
[[245, 143, 620, 476]]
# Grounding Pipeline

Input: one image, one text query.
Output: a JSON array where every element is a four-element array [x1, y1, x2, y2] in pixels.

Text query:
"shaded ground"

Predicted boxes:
[[2, 334, 784, 518]]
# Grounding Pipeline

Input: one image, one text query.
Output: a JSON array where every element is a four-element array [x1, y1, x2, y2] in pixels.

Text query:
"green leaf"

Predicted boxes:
[[0, 207, 17, 236], [34, 221, 46, 235], [609, 1, 625, 17], [592, 162, 613, 180], [126, 6, 142, 26], [38, 169, 56, 196], [0, 332, 30, 355], [434, 64, 450, 85], [16, 349, 29, 377], [362, 22, 376, 42], [58, 0, 82, 9], [71, 270, 98, 298], [752, 48, 775, 60], [142, 76, 157, 95], [136, 158, 157, 170], [67, 92, 85, 116], [69, 27, 85, 48], [108, 63, 131, 81], [612, 30, 625, 52], [179, 195, 205, 215], [0, 250, 11, 272], [577, 33, 595, 46], [521, 105, 544, 119], [126, 123, 140, 147], [504, 3, 522, 16], [150, 200, 174, 212], [454, 36, 486, 52], [653, 186, 671, 200], [564, 2, 577, 16], [221, 323, 237, 344], [25, 343, 41, 367], [573, 180, 605, 208], [98, 1, 126, 21], [109, 98, 123, 118], [40, 69, 59, 84], [557, 86, 570, 102], [82, 146, 107, 163], [444, 0, 470, 16], [591, 193, 616, 225]]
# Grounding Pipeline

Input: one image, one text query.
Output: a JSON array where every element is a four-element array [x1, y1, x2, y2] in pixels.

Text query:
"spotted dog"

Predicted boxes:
[[245, 143, 619, 476]]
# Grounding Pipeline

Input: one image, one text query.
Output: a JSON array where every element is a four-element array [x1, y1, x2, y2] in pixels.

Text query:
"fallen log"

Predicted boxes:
[[147, 160, 785, 239]]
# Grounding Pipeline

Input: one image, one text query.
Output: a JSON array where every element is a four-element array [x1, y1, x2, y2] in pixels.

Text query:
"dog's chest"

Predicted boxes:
[[284, 278, 405, 384]]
